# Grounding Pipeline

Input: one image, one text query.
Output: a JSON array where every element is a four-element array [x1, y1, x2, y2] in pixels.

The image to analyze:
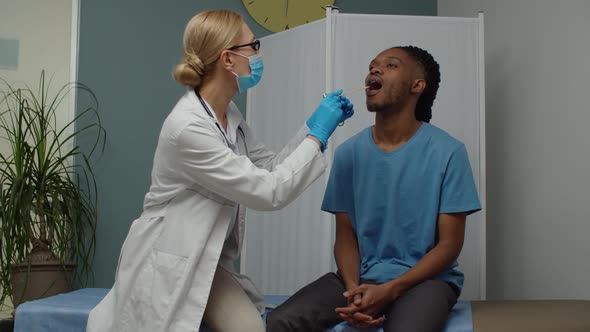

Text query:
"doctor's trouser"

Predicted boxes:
[[203, 265, 265, 332]]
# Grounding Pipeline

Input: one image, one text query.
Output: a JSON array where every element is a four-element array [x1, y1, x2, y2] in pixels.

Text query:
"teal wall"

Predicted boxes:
[[78, 0, 436, 287]]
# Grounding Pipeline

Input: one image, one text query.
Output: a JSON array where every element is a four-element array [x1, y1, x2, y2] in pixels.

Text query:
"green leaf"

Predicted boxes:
[[0, 70, 105, 308]]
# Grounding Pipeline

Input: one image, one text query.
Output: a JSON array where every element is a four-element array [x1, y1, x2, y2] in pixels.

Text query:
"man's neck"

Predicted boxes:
[[372, 108, 422, 153]]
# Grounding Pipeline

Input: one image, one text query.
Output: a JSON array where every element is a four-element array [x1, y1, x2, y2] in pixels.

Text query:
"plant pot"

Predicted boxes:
[[10, 248, 75, 308], [0, 319, 14, 332]]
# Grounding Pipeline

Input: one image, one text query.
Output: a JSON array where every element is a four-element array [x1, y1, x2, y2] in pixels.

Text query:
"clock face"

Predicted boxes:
[[243, 0, 336, 33]]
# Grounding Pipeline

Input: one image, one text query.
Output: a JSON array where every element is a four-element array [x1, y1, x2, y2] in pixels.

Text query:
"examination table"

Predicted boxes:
[[14, 288, 590, 331]]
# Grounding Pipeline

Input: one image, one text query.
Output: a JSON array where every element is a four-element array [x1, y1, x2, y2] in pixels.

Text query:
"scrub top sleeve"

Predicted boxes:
[[321, 146, 354, 215], [439, 144, 481, 216]]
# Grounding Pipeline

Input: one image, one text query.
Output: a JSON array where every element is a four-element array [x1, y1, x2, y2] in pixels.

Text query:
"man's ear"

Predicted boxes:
[[411, 79, 426, 94]]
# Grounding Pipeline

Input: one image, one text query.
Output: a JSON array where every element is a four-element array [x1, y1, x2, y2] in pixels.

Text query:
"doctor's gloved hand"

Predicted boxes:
[[306, 89, 351, 150], [308, 92, 355, 128], [338, 94, 355, 124]]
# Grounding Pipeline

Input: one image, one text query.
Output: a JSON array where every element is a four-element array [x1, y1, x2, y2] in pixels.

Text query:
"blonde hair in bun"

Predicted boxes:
[[173, 10, 243, 88]]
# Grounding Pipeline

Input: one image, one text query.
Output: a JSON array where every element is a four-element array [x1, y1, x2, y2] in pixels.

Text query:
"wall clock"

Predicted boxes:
[[243, 0, 336, 33]]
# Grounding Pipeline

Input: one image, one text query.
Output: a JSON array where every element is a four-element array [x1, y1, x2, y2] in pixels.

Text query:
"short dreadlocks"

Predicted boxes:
[[393, 46, 441, 123]]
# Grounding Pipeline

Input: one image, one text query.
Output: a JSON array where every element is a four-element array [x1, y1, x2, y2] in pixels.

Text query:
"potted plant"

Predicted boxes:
[[0, 71, 105, 316]]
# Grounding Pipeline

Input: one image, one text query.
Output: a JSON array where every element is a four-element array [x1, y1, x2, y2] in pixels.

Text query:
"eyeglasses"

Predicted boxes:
[[228, 40, 261, 51]]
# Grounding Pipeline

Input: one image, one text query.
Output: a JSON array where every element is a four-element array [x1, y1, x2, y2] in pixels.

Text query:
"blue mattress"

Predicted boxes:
[[15, 288, 472, 332]]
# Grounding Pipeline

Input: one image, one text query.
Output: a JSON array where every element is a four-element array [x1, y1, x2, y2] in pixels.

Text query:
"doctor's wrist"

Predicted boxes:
[[306, 135, 323, 151]]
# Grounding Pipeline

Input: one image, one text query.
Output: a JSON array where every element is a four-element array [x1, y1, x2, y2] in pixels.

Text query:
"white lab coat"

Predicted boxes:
[[86, 89, 326, 332]]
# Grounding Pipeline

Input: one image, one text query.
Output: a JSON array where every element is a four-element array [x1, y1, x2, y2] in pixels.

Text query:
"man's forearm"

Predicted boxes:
[[385, 242, 460, 299], [334, 237, 361, 290], [334, 213, 362, 291], [385, 213, 465, 300]]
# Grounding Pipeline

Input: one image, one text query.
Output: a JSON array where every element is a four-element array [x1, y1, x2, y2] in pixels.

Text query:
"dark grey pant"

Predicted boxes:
[[266, 273, 458, 332]]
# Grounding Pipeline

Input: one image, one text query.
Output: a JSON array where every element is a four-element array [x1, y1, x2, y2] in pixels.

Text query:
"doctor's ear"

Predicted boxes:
[[219, 50, 234, 70]]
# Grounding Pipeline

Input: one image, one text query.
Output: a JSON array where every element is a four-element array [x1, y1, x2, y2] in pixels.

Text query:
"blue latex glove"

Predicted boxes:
[[338, 95, 355, 124], [307, 89, 351, 150], [307, 92, 355, 130]]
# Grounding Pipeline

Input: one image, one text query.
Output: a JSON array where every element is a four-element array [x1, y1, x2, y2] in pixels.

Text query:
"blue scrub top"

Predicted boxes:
[[322, 123, 481, 293]]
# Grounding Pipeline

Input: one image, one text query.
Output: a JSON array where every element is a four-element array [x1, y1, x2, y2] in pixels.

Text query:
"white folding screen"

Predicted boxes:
[[244, 12, 486, 300]]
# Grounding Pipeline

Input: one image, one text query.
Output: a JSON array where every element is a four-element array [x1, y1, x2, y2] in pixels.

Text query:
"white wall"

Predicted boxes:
[[438, 0, 590, 300], [0, 0, 73, 80], [0, 0, 74, 158], [0, 0, 74, 318]]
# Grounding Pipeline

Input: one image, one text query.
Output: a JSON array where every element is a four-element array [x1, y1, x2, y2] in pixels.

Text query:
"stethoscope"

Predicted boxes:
[[195, 90, 248, 155]]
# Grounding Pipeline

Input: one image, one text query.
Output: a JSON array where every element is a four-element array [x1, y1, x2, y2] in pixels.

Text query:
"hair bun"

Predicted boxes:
[[173, 53, 204, 87], [185, 53, 205, 76]]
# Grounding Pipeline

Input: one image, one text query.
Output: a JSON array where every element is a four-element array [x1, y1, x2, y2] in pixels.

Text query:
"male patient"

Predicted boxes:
[[266, 46, 481, 332]]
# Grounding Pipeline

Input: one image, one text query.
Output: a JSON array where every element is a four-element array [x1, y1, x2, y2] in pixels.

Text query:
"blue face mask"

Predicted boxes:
[[229, 52, 264, 94]]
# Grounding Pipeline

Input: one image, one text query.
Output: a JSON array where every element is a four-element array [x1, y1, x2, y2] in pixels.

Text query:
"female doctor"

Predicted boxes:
[[87, 9, 353, 332]]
